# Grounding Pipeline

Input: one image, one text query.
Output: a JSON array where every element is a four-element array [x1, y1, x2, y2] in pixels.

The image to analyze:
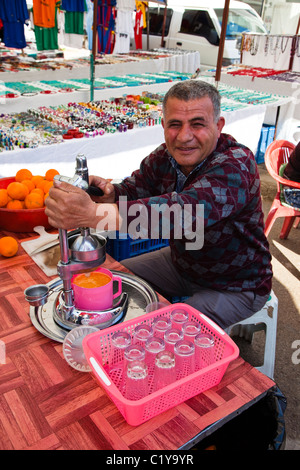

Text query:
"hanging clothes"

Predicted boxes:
[[97, 0, 116, 54], [32, 0, 60, 28], [34, 5, 59, 50], [61, 0, 86, 12], [113, 0, 134, 54], [134, 8, 143, 49], [135, 1, 146, 28], [64, 11, 85, 34], [85, 0, 93, 50], [0, 0, 29, 49]]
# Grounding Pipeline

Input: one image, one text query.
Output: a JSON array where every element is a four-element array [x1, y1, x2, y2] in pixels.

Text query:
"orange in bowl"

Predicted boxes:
[[0, 189, 8, 208], [0, 177, 51, 232], [45, 169, 59, 181], [7, 182, 29, 201], [15, 168, 33, 183], [25, 192, 44, 209]]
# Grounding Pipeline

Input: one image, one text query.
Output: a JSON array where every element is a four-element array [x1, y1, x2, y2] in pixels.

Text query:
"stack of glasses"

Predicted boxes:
[[107, 307, 215, 401]]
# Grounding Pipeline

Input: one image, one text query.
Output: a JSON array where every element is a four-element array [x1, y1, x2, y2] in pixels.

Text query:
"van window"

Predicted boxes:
[[144, 7, 173, 37], [179, 9, 219, 46], [214, 8, 267, 39]]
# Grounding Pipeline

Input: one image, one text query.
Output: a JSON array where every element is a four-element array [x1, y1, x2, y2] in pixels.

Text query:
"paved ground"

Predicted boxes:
[[234, 165, 300, 450]]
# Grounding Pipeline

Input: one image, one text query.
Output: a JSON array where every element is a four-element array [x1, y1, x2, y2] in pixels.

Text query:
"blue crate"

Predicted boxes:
[[106, 233, 169, 261], [256, 125, 275, 164]]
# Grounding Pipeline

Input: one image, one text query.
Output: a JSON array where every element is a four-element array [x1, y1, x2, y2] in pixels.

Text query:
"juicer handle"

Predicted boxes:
[[86, 185, 104, 197]]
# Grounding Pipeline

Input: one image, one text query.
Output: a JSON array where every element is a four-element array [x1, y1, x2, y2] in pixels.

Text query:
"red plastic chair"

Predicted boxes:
[[264, 140, 300, 239]]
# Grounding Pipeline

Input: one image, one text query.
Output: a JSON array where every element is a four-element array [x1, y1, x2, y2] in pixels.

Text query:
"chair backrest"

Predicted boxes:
[[264, 140, 300, 190]]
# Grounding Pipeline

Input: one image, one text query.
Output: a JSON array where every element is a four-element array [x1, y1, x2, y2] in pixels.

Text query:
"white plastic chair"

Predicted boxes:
[[225, 290, 278, 379]]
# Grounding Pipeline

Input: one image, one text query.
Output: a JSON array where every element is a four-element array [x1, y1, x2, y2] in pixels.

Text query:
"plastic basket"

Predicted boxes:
[[83, 304, 239, 426], [106, 233, 169, 261]]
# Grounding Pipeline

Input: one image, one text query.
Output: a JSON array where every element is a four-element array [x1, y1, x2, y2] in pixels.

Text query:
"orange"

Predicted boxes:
[[24, 192, 44, 209], [44, 192, 49, 202], [7, 200, 25, 209], [31, 175, 44, 187], [21, 179, 35, 193], [45, 169, 59, 181], [30, 188, 44, 197], [15, 168, 32, 182], [0, 236, 18, 257], [0, 189, 8, 207], [7, 182, 29, 200], [36, 179, 47, 192], [43, 180, 53, 194]]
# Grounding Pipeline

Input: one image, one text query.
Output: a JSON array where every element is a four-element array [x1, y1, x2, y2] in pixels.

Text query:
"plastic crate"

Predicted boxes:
[[106, 233, 169, 261], [256, 125, 275, 164], [83, 303, 239, 426]]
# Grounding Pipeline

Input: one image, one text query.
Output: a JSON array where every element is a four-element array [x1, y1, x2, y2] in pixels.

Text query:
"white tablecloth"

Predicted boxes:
[[0, 89, 267, 180], [0, 51, 200, 83], [220, 70, 296, 142]]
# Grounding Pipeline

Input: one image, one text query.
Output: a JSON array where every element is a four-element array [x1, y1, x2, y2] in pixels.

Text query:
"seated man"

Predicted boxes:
[[45, 80, 272, 329]]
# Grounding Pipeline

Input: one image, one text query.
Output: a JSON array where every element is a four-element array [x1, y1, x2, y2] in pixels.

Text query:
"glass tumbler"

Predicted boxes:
[[109, 331, 132, 373], [182, 321, 201, 343], [133, 324, 154, 346], [144, 336, 165, 372], [124, 360, 149, 400], [152, 316, 172, 339], [170, 308, 189, 330], [164, 328, 183, 352], [194, 333, 215, 371], [122, 344, 146, 391], [174, 340, 195, 379], [152, 350, 176, 392]]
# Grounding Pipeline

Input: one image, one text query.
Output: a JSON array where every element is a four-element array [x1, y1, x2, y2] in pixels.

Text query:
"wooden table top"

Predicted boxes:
[[0, 230, 275, 450]]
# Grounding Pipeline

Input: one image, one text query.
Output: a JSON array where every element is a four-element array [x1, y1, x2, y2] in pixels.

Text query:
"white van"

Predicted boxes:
[[132, 0, 268, 67]]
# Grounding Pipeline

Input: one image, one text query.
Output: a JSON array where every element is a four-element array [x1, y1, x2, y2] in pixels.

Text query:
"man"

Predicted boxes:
[[45, 80, 272, 328]]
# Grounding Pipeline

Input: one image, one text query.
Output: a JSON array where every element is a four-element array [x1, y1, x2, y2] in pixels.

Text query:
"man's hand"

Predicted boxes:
[[45, 180, 97, 230]]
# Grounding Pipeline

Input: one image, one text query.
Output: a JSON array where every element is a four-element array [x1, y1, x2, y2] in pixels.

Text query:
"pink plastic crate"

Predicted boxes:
[[83, 304, 239, 426]]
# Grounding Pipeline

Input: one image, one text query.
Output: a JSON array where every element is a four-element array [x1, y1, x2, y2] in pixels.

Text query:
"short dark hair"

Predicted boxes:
[[162, 80, 221, 122]]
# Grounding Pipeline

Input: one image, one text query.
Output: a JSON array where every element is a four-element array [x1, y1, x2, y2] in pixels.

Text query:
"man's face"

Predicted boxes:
[[162, 96, 225, 176]]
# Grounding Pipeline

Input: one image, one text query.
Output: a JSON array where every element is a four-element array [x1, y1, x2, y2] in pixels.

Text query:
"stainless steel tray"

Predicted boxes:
[[29, 271, 158, 342]]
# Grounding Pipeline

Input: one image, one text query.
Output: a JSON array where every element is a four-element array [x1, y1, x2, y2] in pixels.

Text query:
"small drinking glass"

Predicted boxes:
[[194, 333, 215, 371], [124, 360, 149, 400], [164, 328, 183, 352], [144, 336, 165, 371], [174, 340, 195, 379], [122, 344, 146, 389], [182, 321, 201, 343], [152, 350, 176, 392], [146, 301, 169, 313], [152, 316, 172, 339], [109, 331, 132, 373], [133, 324, 154, 346], [170, 308, 189, 330]]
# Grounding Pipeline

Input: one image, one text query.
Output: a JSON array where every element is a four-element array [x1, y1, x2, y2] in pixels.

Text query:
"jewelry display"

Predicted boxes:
[[241, 33, 295, 71]]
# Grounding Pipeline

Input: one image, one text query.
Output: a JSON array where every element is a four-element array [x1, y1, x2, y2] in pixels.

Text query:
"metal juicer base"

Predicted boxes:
[[29, 271, 158, 343]]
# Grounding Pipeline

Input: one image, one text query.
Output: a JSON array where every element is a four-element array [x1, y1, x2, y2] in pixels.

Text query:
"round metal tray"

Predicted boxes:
[[29, 271, 158, 343]]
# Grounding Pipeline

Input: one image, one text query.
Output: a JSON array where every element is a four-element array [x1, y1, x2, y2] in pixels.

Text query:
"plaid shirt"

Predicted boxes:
[[114, 133, 272, 296]]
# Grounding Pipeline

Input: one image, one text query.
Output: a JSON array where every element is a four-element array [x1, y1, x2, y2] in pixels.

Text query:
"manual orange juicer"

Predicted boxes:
[[24, 154, 129, 335]]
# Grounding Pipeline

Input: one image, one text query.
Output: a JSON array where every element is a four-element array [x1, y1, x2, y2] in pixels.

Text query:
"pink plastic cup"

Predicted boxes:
[[71, 267, 122, 311]]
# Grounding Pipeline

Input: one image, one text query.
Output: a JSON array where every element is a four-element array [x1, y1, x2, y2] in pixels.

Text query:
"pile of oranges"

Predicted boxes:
[[0, 168, 59, 210]]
